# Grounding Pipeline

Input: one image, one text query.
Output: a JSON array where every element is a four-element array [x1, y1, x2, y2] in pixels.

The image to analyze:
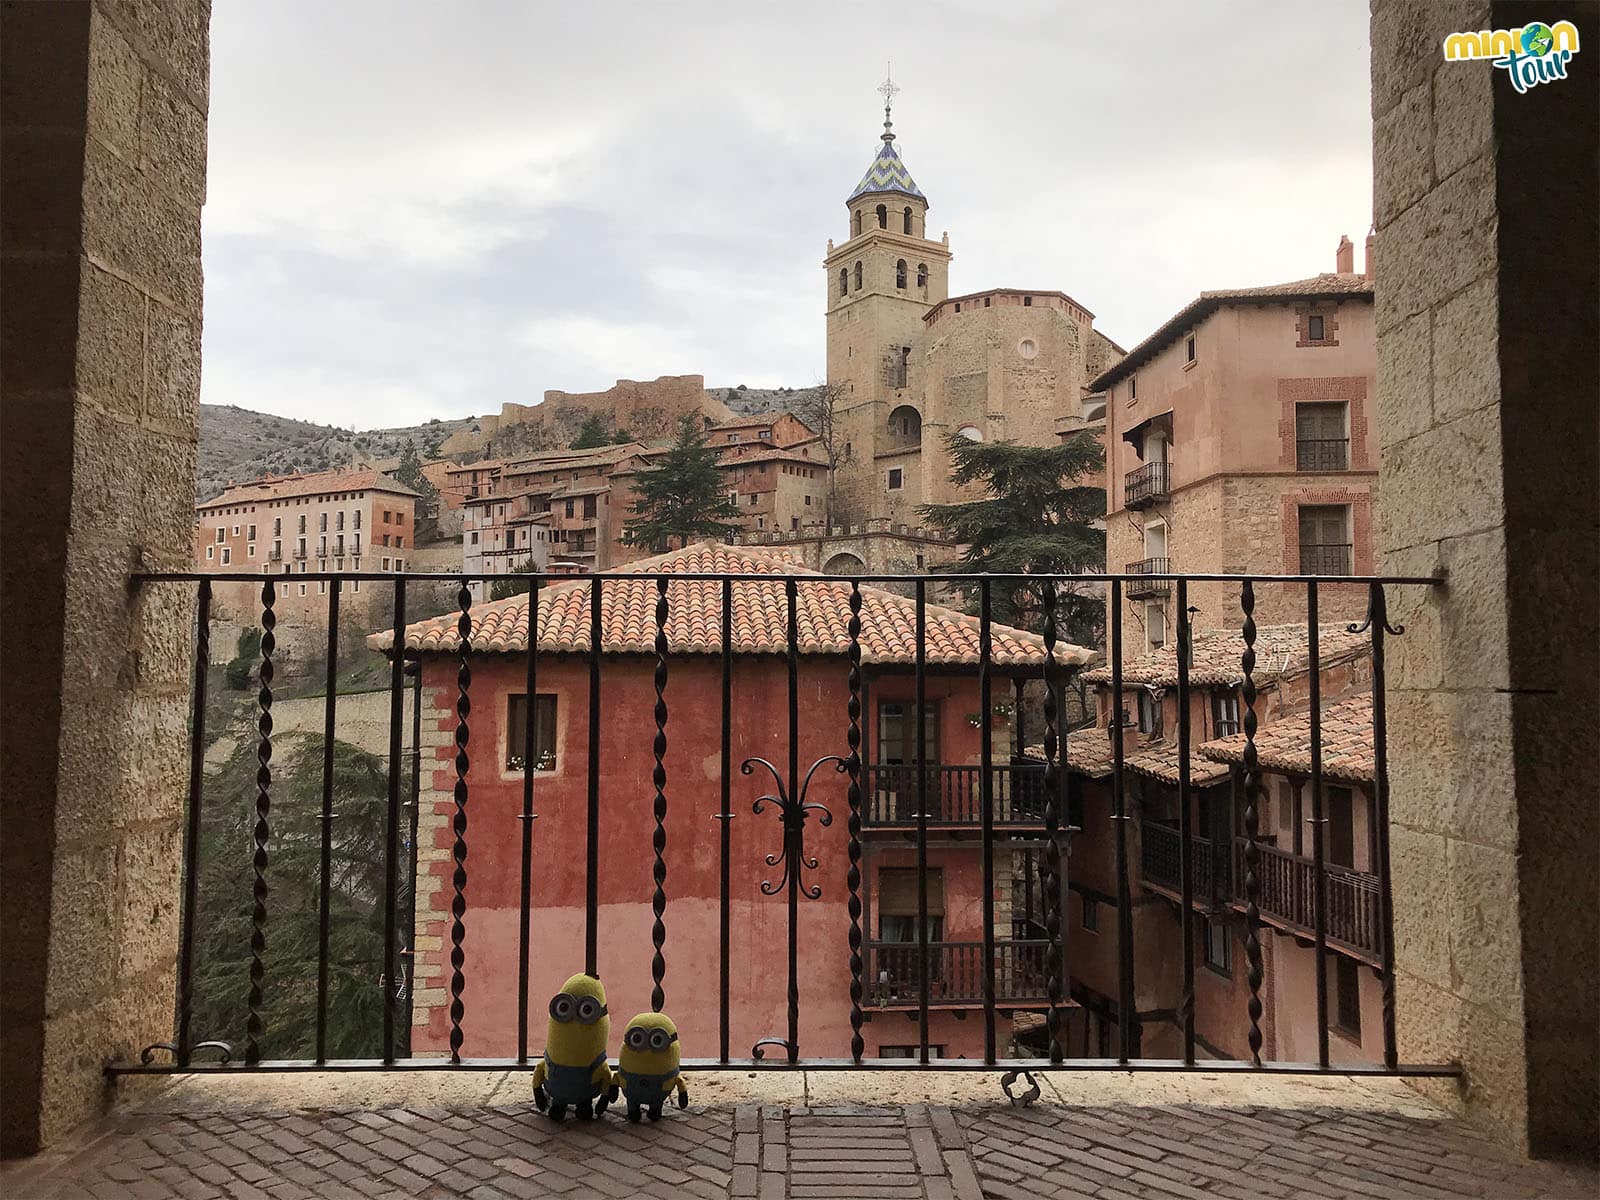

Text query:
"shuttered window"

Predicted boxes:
[[876, 868, 944, 917]]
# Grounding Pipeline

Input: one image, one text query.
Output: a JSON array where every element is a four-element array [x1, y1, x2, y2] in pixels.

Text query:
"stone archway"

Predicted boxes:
[[823, 551, 866, 576]]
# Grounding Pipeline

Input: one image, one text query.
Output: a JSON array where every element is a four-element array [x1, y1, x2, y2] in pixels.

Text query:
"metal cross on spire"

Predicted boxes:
[[878, 63, 899, 142]]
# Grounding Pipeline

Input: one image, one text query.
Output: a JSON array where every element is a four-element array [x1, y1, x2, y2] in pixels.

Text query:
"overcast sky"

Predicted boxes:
[[202, 1, 1374, 429]]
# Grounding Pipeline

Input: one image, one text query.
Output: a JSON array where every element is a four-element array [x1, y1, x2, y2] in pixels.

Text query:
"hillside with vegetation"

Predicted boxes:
[[197, 405, 478, 500]]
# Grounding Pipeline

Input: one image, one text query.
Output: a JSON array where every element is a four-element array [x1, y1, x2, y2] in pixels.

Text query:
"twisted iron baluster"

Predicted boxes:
[[246, 579, 275, 1065], [1040, 579, 1064, 1063], [1350, 584, 1404, 1070], [449, 581, 471, 1063], [845, 582, 865, 1064], [1240, 580, 1264, 1066], [650, 575, 669, 1013]]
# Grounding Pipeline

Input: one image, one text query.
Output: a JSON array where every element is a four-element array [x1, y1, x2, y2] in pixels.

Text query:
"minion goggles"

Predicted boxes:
[[548, 993, 607, 1024], [625, 1027, 680, 1052]]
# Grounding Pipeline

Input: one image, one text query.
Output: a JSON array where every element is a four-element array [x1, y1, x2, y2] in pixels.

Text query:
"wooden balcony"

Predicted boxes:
[[865, 939, 1052, 1007], [861, 763, 1050, 829], [1140, 822, 1382, 962]]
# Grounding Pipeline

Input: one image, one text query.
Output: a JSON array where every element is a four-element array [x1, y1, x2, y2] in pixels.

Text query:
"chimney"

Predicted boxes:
[[1364, 226, 1377, 280], [1335, 234, 1354, 274]]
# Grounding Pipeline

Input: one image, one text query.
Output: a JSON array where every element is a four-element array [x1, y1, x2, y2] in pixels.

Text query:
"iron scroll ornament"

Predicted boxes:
[[743, 755, 843, 899], [744, 753, 843, 1061]]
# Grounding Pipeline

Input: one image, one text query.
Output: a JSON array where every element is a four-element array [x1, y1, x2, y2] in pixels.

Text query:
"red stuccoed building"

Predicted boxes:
[[372, 543, 1092, 1062]]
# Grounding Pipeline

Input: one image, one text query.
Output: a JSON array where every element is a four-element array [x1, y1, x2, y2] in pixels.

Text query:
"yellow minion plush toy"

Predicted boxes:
[[615, 1012, 689, 1121], [531, 973, 616, 1121]]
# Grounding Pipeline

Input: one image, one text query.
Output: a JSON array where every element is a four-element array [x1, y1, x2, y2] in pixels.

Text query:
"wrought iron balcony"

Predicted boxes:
[[1140, 823, 1382, 960], [1297, 437, 1351, 471], [115, 563, 1446, 1080], [1125, 557, 1171, 600], [866, 939, 1051, 1007], [1301, 543, 1354, 576], [1124, 460, 1170, 509], [861, 763, 1049, 827]]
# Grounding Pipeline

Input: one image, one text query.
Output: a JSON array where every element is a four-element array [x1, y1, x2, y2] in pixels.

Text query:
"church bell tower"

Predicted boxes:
[[824, 73, 952, 523]]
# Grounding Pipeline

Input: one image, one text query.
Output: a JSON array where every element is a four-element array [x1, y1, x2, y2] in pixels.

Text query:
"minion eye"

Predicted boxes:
[[549, 994, 575, 1021], [627, 1028, 648, 1049], [649, 1030, 670, 1052], [577, 997, 603, 1022]]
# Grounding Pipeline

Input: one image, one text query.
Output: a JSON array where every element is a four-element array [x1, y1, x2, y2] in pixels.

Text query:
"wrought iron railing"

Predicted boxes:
[[1125, 557, 1171, 600], [1124, 461, 1170, 508], [1301, 543, 1354, 576], [862, 763, 1047, 825], [1296, 437, 1350, 471], [867, 940, 1050, 1005], [115, 566, 1451, 1080]]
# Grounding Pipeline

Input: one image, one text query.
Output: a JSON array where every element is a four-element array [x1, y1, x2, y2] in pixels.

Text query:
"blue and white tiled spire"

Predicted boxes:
[[847, 68, 925, 202]]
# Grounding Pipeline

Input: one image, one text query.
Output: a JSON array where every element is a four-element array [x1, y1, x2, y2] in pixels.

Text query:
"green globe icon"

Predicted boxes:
[[1520, 23, 1554, 56]]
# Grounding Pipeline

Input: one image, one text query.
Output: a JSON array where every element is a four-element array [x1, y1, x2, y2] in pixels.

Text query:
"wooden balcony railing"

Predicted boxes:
[[1125, 557, 1171, 600], [866, 939, 1051, 1006], [1124, 460, 1170, 509], [1140, 823, 1382, 959], [862, 763, 1049, 827]]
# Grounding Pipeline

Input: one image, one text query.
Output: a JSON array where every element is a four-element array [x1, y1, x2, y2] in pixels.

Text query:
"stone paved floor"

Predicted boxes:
[[5, 1076, 1596, 1199]]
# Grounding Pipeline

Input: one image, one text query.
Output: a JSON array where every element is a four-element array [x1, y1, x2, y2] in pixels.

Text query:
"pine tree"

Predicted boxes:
[[570, 413, 611, 449], [190, 732, 393, 1060], [919, 431, 1105, 646], [624, 416, 743, 552], [393, 439, 439, 518]]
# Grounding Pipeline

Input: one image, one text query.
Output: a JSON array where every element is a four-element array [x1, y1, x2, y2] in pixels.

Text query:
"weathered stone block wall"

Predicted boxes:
[[1371, 0, 1597, 1157], [0, 0, 210, 1155]]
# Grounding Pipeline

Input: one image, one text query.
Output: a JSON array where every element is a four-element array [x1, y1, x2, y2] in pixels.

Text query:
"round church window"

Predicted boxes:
[[1018, 338, 1038, 359], [957, 425, 983, 442]]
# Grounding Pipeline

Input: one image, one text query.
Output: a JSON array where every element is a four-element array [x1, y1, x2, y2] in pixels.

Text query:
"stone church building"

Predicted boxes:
[[823, 100, 1125, 526]]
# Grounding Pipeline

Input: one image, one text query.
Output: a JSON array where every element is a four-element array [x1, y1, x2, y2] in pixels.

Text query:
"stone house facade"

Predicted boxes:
[[1094, 244, 1380, 647], [193, 468, 418, 622]]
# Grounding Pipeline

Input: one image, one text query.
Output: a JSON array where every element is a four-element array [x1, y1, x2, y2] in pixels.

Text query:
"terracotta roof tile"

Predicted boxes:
[[199, 469, 418, 509], [369, 543, 1095, 667], [1023, 732, 1228, 785], [1083, 624, 1369, 688], [1200, 693, 1374, 782]]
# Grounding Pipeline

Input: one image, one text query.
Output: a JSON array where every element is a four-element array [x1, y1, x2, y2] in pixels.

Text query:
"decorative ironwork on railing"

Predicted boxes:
[[118, 566, 1452, 1080]]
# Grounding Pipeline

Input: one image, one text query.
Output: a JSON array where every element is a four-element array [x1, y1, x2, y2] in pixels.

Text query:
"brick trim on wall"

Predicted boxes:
[[1280, 487, 1374, 576], [1295, 303, 1341, 347], [1277, 376, 1371, 470]]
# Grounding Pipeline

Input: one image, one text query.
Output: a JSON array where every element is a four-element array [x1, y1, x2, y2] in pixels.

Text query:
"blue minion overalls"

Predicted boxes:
[[543, 1051, 608, 1105]]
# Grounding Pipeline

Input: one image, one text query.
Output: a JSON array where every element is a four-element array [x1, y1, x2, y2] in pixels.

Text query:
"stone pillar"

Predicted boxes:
[[1370, 0, 1597, 1158], [0, 0, 209, 1156]]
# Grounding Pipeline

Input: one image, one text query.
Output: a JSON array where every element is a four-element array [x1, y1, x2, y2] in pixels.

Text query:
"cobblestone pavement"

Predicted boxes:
[[6, 1101, 1595, 1199]]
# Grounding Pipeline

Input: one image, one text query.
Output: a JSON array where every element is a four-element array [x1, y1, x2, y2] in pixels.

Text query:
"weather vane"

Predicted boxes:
[[878, 63, 899, 141]]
